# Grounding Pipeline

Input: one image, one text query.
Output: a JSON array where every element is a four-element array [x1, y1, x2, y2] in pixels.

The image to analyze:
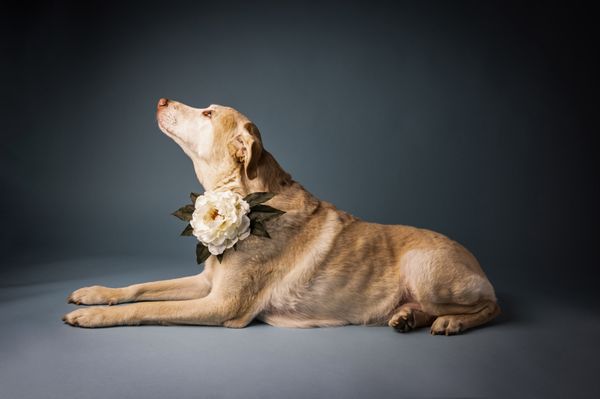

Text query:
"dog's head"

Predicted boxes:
[[156, 98, 263, 189]]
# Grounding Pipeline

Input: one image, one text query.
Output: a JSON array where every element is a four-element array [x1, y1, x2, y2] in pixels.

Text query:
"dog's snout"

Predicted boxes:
[[157, 98, 169, 108]]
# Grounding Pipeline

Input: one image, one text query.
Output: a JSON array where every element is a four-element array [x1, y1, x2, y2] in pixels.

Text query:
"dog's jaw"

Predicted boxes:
[[156, 107, 177, 138]]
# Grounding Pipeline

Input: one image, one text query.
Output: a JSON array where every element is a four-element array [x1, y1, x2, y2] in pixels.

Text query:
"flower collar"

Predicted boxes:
[[172, 191, 285, 263]]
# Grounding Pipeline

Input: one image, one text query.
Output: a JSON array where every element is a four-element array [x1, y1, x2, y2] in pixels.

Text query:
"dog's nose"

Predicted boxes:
[[157, 98, 169, 108]]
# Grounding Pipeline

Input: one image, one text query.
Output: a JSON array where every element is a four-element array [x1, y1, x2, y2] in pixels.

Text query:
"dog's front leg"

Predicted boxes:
[[62, 295, 240, 328], [67, 272, 212, 305]]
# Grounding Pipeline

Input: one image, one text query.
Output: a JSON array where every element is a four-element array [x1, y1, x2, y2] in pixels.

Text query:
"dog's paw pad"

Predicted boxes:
[[388, 310, 414, 333]]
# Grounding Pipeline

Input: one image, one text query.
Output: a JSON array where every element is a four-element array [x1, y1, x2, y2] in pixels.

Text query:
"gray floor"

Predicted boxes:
[[1, 257, 598, 399]]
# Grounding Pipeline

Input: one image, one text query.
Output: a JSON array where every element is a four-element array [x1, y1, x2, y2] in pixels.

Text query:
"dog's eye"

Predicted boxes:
[[202, 110, 213, 118]]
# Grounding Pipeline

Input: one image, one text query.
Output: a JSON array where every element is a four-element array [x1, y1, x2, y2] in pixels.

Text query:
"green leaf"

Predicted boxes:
[[172, 204, 195, 221], [249, 212, 283, 223], [243, 192, 275, 207], [249, 204, 285, 224], [180, 224, 194, 236], [216, 253, 224, 263], [190, 192, 200, 203], [196, 243, 211, 264], [250, 204, 285, 215], [250, 220, 271, 238]]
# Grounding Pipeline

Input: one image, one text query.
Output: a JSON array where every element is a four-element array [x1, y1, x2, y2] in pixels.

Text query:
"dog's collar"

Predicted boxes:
[[172, 191, 285, 264]]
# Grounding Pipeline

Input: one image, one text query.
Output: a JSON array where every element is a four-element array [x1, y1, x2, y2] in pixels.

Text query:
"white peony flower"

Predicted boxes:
[[190, 191, 251, 256]]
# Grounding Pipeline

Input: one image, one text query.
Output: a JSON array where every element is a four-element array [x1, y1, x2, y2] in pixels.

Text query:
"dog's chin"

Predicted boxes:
[[157, 114, 177, 138], [157, 121, 172, 137]]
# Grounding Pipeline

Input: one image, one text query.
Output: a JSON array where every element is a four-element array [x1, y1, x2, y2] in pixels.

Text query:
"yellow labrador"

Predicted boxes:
[[63, 99, 500, 335]]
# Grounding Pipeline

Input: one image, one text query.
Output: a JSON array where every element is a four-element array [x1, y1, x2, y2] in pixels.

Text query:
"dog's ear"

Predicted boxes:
[[231, 122, 263, 180]]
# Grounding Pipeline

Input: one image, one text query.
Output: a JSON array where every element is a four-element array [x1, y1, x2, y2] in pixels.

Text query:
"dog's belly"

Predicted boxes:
[[257, 313, 351, 328], [257, 277, 407, 327]]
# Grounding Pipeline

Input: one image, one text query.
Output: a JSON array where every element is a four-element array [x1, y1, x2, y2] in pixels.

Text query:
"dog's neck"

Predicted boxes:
[[195, 150, 320, 216], [196, 149, 293, 197]]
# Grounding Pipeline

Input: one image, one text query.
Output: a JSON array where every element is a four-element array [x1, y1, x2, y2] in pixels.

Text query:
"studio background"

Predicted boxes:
[[1, 1, 598, 398]]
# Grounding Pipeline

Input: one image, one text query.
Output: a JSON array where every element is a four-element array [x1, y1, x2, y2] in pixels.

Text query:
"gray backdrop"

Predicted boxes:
[[1, 2, 599, 397]]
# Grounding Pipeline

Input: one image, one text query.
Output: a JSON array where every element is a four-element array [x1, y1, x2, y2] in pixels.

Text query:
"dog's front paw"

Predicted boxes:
[[67, 286, 122, 305], [62, 307, 110, 328]]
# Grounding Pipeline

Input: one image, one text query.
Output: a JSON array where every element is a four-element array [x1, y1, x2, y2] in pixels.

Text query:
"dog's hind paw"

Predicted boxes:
[[388, 304, 435, 333], [430, 316, 463, 336]]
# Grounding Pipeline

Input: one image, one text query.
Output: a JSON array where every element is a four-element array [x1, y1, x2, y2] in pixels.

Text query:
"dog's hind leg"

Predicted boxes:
[[428, 300, 501, 335], [67, 272, 212, 305]]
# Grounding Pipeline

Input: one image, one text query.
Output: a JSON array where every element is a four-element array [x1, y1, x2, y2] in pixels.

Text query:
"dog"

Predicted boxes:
[[63, 98, 500, 335]]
